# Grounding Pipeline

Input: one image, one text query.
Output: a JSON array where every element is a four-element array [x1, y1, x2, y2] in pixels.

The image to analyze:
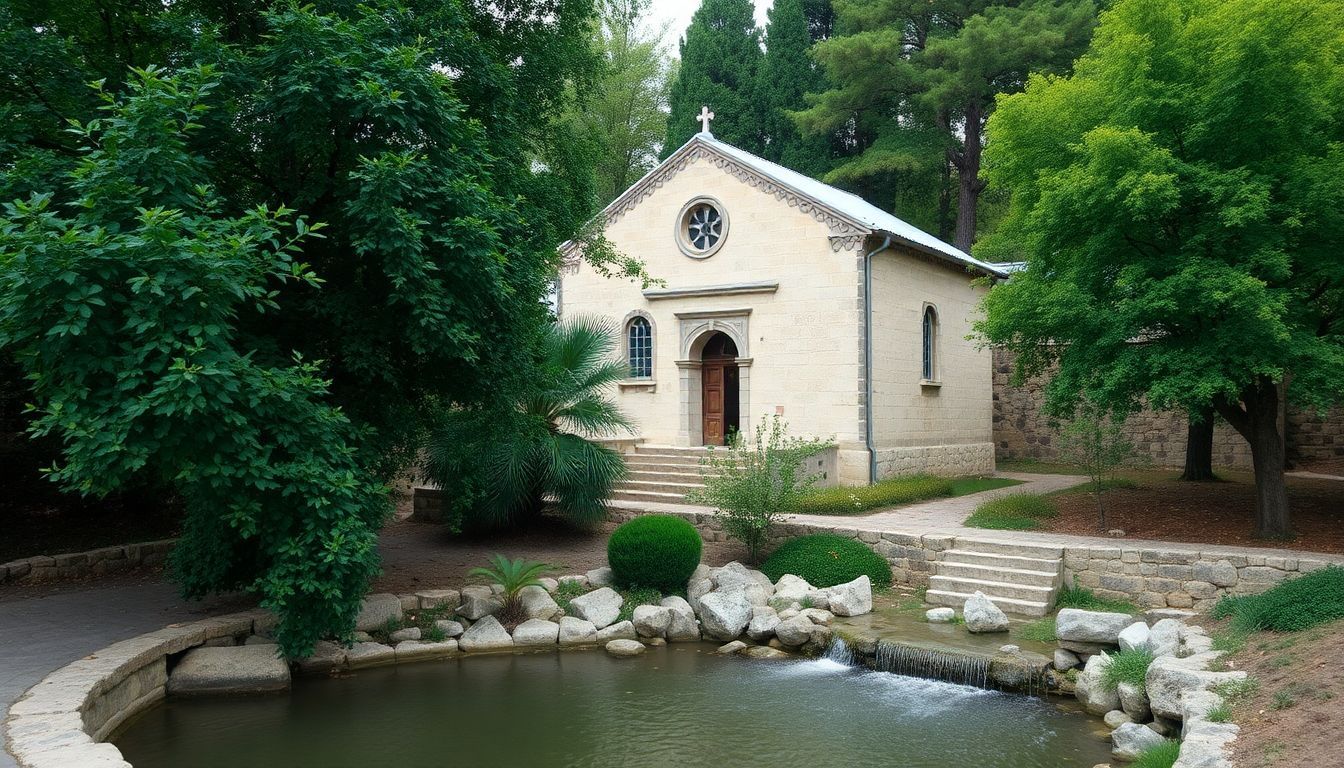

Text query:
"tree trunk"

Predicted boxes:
[[1180, 407, 1216, 481], [1215, 379, 1291, 538], [951, 101, 986, 253]]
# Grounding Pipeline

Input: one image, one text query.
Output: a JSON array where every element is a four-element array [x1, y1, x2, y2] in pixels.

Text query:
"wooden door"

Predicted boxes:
[[702, 363, 725, 446]]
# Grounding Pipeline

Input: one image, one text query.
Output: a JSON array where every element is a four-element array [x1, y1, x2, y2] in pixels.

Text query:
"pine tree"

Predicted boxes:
[[759, 0, 830, 176], [664, 0, 764, 155]]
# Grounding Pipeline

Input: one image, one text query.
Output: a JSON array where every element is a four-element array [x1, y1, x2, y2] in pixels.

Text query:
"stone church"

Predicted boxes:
[[557, 111, 1007, 486]]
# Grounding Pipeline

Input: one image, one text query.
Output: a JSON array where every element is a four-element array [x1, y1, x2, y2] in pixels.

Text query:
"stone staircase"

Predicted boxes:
[[926, 540, 1065, 617], [611, 445, 716, 504]]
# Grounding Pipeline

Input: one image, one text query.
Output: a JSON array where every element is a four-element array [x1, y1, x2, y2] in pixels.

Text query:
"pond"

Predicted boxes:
[[116, 645, 1111, 767]]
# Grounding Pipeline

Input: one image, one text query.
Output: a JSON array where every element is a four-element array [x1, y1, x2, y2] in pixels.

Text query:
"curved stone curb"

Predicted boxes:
[[0, 540, 176, 588]]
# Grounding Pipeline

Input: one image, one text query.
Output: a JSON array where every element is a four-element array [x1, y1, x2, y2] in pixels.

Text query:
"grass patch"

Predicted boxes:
[[1051, 477, 1138, 494], [1130, 739, 1182, 768], [1211, 627, 1249, 654], [796, 474, 1020, 515], [963, 493, 1057, 530], [1101, 648, 1155, 691], [1017, 617, 1057, 643], [1213, 678, 1261, 710], [1055, 581, 1137, 614], [553, 579, 588, 612], [1211, 566, 1344, 633], [616, 586, 662, 623]]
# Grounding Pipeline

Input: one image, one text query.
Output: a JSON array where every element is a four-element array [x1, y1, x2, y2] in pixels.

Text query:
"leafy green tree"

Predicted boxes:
[[568, 0, 676, 204], [976, 0, 1344, 537], [664, 0, 765, 154], [425, 317, 633, 529], [1057, 404, 1139, 530], [759, 0, 831, 176], [799, 0, 1098, 250], [0, 67, 387, 657]]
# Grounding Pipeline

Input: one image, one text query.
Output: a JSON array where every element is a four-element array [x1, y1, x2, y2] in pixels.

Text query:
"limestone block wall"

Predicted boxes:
[[873, 443, 995, 479], [0, 539, 175, 586]]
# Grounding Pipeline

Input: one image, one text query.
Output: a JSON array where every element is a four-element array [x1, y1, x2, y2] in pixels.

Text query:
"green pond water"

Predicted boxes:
[[115, 645, 1112, 768]]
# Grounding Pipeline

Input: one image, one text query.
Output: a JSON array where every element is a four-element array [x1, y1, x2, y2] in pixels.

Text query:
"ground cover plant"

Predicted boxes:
[[1101, 648, 1155, 692], [1130, 739, 1181, 768], [760, 534, 892, 588], [1055, 581, 1136, 614], [796, 475, 1020, 516], [1212, 566, 1344, 633], [964, 494, 1057, 530]]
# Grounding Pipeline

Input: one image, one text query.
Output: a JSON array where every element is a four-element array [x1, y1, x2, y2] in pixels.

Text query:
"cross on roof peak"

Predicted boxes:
[[697, 105, 714, 135]]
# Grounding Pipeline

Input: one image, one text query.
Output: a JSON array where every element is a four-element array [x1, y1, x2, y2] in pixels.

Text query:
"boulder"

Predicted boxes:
[[740, 645, 791, 660], [697, 590, 754, 640], [964, 592, 1009, 633], [518, 585, 560, 621], [717, 640, 748, 655], [989, 649, 1052, 690], [826, 576, 873, 617], [1181, 690, 1222, 725], [1111, 722, 1165, 761], [458, 615, 514, 652], [345, 642, 397, 669], [416, 589, 460, 610], [1148, 618, 1182, 658], [1077, 653, 1121, 715], [597, 620, 638, 643], [687, 578, 714, 611], [558, 616, 598, 646], [1117, 622, 1151, 653], [709, 562, 755, 591], [1179, 720, 1240, 768], [660, 596, 701, 642], [352, 631, 373, 643], [458, 593, 504, 621], [802, 624, 834, 655], [537, 577, 559, 593], [1058, 639, 1114, 656], [460, 585, 495, 600], [1118, 681, 1151, 722], [557, 574, 588, 590], [243, 635, 276, 646], [586, 566, 614, 588], [773, 574, 815, 603], [434, 619, 465, 638], [773, 615, 816, 647], [749, 569, 775, 596], [394, 640, 458, 662], [799, 608, 834, 626], [168, 646, 291, 695], [512, 619, 561, 647], [746, 611, 780, 642], [1054, 649, 1082, 671], [1146, 652, 1246, 720], [295, 640, 347, 674], [389, 627, 421, 643], [632, 605, 672, 638], [1056, 608, 1134, 645], [568, 587, 623, 629], [354, 593, 404, 632], [926, 607, 956, 623], [1179, 625, 1214, 657], [1104, 710, 1134, 729], [605, 639, 645, 657]]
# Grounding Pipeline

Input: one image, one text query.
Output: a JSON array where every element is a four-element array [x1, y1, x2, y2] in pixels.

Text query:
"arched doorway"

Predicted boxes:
[[699, 332, 740, 446]]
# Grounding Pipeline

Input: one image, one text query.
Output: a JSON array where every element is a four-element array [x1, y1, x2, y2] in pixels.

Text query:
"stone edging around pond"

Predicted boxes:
[[0, 540, 176, 587]]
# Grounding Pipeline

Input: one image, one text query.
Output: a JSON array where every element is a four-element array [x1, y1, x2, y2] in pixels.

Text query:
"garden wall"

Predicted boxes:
[[0, 539, 175, 587], [991, 348, 1344, 470]]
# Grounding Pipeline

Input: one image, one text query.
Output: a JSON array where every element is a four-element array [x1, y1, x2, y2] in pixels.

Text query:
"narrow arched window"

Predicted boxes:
[[627, 316, 652, 379], [922, 306, 938, 381]]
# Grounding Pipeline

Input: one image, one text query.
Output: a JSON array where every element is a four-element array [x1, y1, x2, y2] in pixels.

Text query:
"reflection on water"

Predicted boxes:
[[116, 645, 1111, 768]]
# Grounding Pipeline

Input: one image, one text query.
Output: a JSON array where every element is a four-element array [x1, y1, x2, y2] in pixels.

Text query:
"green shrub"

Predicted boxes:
[[963, 494, 1057, 530], [796, 475, 1023, 516], [607, 515, 703, 591], [760, 534, 892, 588], [1211, 566, 1344, 633], [1056, 580, 1137, 613], [1101, 648, 1155, 691], [1130, 739, 1181, 768]]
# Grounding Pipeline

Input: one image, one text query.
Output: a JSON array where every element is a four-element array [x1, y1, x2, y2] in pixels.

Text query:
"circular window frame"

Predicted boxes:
[[674, 196, 729, 259]]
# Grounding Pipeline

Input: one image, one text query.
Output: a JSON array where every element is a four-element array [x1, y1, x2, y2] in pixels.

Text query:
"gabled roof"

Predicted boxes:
[[562, 132, 1009, 279]]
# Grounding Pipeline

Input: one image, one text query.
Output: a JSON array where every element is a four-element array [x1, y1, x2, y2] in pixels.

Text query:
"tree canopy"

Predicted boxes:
[[664, 0, 765, 154], [975, 0, 1344, 537]]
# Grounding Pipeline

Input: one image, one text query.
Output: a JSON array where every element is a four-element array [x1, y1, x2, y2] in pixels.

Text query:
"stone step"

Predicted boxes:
[[934, 561, 1061, 589], [610, 488, 692, 503], [940, 549, 1061, 573], [623, 458, 711, 471], [633, 445, 714, 456], [952, 538, 1064, 560], [625, 453, 705, 466], [928, 575, 1054, 604], [614, 479, 706, 493], [925, 589, 1051, 618], [625, 469, 711, 483]]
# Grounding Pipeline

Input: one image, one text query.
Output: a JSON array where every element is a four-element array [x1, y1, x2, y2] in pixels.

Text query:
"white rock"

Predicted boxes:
[[168, 646, 291, 695], [697, 590, 754, 640], [346, 642, 397, 668], [799, 608, 834, 626], [1111, 722, 1165, 761], [597, 620, 638, 643], [415, 589, 460, 610], [1118, 681, 1152, 721], [1146, 652, 1247, 720], [746, 609, 780, 641], [1054, 648, 1081, 671], [709, 562, 754, 590], [999, 644, 1020, 654], [826, 575, 873, 617], [558, 616, 598, 646], [458, 615, 513, 652], [660, 596, 701, 642], [1055, 608, 1134, 645], [963, 592, 1009, 633], [632, 605, 672, 638], [773, 615, 816, 647], [354, 593, 403, 632], [1148, 618, 1182, 658], [773, 574, 815, 603], [687, 578, 714, 612], [1104, 710, 1134, 729], [605, 639, 645, 657], [458, 593, 504, 621], [460, 585, 495, 600], [1077, 653, 1121, 715], [1179, 624, 1215, 657], [567, 587, 623, 629], [537, 577, 559, 593], [748, 569, 775, 596], [295, 640, 346, 674], [518, 585, 560, 620], [585, 567, 614, 588], [926, 607, 956, 623], [388, 627, 421, 643], [394, 639, 458, 662], [717, 640, 748, 655], [434, 619, 464, 638], [512, 618, 561, 646], [557, 574, 588, 590], [1118, 621, 1152, 653]]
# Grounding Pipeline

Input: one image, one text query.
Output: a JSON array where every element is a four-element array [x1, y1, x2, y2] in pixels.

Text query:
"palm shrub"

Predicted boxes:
[[425, 317, 632, 529], [687, 415, 830, 563], [468, 554, 554, 627], [607, 515, 703, 592]]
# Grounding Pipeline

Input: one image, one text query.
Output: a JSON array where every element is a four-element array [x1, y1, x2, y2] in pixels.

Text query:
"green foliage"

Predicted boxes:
[[760, 534, 893, 589], [553, 579, 589, 611], [1057, 403, 1140, 529], [1056, 581, 1136, 614], [687, 415, 830, 563], [797, 474, 951, 515], [468, 555, 555, 602], [0, 66, 387, 658], [758, 0, 831, 177], [1130, 740, 1181, 768], [607, 515, 703, 592], [964, 494, 1057, 530], [976, 0, 1344, 537], [1211, 566, 1344, 633], [617, 586, 663, 623], [664, 0, 765, 153], [425, 317, 633, 530], [1101, 648, 1155, 692], [1018, 618, 1057, 643]]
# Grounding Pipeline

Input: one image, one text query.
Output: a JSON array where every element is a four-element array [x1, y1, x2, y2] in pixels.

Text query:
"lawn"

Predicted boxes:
[[795, 474, 1021, 516], [963, 494, 1056, 530]]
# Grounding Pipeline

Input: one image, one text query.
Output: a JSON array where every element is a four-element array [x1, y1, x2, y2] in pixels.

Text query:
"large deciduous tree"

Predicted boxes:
[[976, 0, 1344, 538], [759, 0, 832, 177], [664, 0, 765, 154], [798, 0, 1097, 250]]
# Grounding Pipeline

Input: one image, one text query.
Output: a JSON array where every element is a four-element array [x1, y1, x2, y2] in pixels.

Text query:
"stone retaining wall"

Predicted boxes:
[[874, 442, 996, 479], [0, 539, 175, 587]]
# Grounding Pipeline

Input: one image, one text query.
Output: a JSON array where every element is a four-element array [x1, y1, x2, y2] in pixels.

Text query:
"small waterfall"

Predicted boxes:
[[823, 639, 855, 666], [871, 640, 990, 689]]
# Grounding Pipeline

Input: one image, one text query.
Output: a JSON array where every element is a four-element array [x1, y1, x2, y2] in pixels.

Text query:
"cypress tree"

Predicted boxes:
[[663, 0, 764, 155], [760, 0, 830, 176]]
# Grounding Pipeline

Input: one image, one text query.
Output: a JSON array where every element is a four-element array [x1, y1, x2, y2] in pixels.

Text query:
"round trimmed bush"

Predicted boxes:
[[760, 534, 892, 589], [607, 515, 703, 592]]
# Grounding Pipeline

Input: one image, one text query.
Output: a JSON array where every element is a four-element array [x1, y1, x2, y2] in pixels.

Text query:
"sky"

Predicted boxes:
[[647, 0, 774, 53]]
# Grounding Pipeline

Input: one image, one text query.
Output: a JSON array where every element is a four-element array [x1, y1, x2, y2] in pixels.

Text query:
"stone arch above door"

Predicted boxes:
[[677, 309, 750, 360], [674, 309, 752, 445]]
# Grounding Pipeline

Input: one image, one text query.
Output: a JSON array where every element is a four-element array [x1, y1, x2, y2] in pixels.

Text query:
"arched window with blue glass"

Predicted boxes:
[[627, 315, 653, 379], [921, 305, 938, 382]]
